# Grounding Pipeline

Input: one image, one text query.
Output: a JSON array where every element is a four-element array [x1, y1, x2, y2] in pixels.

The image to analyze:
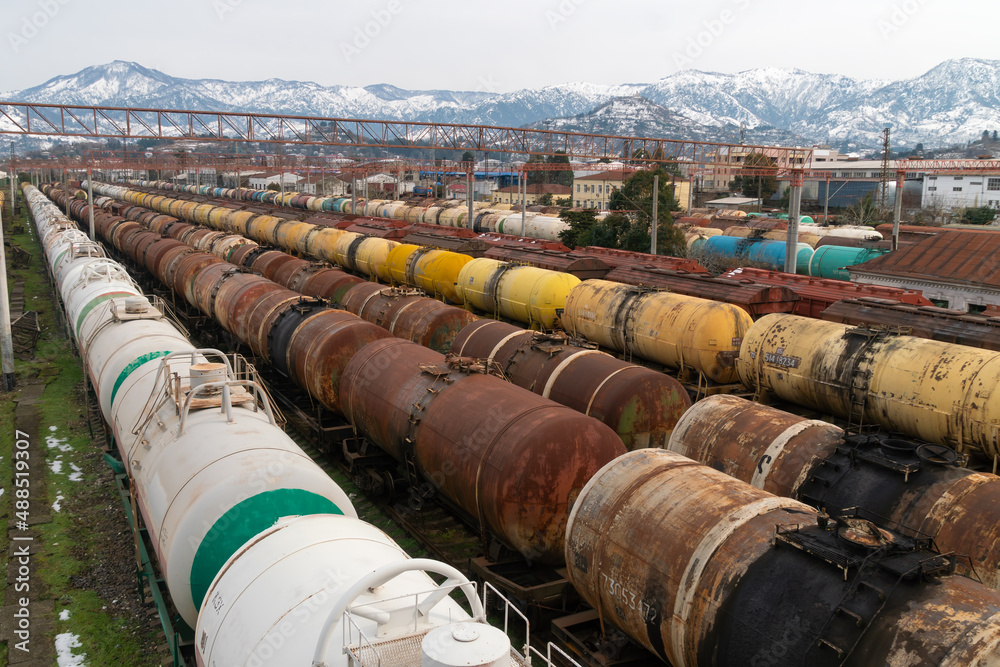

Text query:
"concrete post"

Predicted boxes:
[[87, 170, 95, 240], [784, 170, 804, 274], [0, 205, 15, 390], [891, 171, 905, 251], [650, 174, 659, 255]]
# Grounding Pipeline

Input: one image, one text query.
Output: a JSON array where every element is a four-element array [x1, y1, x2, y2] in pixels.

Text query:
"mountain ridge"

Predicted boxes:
[[6, 59, 1000, 149]]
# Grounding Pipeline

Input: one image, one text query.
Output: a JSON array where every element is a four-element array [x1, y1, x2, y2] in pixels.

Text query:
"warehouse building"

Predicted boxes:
[[923, 172, 1000, 210], [492, 183, 571, 206], [849, 230, 1000, 311]]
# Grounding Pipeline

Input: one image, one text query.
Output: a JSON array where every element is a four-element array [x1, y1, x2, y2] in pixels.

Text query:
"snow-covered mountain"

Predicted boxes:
[[525, 95, 812, 147], [5, 59, 1000, 149]]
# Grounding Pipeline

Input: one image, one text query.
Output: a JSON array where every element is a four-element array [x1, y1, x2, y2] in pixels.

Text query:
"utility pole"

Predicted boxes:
[[0, 204, 15, 390], [467, 169, 474, 230], [650, 174, 659, 255], [784, 169, 804, 274], [878, 127, 891, 217], [87, 168, 95, 240], [8, 143, 15, 220], [891, 171, 905, 251]]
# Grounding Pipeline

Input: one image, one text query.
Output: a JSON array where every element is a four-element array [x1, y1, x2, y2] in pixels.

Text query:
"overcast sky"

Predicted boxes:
[[3, 0, 996, 93]]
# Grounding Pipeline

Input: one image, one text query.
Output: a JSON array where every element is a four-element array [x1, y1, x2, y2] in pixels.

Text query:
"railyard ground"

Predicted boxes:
[[0, 203, 165, 666], [0, 197, 439, 666]]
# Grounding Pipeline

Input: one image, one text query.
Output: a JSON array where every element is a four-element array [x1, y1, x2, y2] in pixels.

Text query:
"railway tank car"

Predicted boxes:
[[59, 186, 627, 566], [25, 183, 531, 667], [566, 448, 1000, 666], [561, 279, 752, 384], [738, 313, 1000, 462], [668, 394, 1000, 590], [451, 318, 691, 449]]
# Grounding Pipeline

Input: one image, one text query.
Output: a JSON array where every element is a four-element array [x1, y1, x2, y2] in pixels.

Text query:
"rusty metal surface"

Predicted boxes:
[[341, 283, 478, 353], [720, 267, 932, 318], [241, 291, 300, 359], [573, 246, 711, 274], [270, 257, 312, 289], [667, 395, 844, 498], [144, 239, 189, 283], [171, 252, 225, 300], [454, 319, 690, 449], [340, 337, 626, 563], [738, 314, 1000, 459], [188, 262, 233, 316], [211, 273, 276, 334], [150, 243, 193, 285], [604, 266, 800, 319], [248, 250, 300, 282], [297, 267, 366, 304], [227, 243, 258, 268], [565, 449, 813, 665], [822, 297, 1000, 351], [852, 229, 1000, 288], [285, 309, 391, 414]]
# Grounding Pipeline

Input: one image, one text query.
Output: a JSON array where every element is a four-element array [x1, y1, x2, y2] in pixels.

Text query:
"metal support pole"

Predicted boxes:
[[62, 170, 69, 215], [467, 171, 473, 230], [687, 175, 694, 213], [784, 169, 804, 274], [650, 174, 659, 255], [824, 175, 830, 224], [87, 170, 95, 240], [521, 169, 527, 212], [891, 171, 905, 251], [0, 205, 15, 390], [351, 179, 357, 214]]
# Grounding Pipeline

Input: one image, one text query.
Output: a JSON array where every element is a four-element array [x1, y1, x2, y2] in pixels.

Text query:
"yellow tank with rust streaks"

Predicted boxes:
[[245, 215, 282, 245], [274, 221, 312, 256], [737, 313, 1000, 458], [564, 280, 751, 384], [192, 204, 215, 226], [501, 266, 579, 329], [410, 249, 472, 303], [456, 258, 503, 313], [456, 258, 579, 329], [331, 231, 366, 273], [386, 244, 421, 285], [305, 227, 346, 263], [354, 237, 398, 281]]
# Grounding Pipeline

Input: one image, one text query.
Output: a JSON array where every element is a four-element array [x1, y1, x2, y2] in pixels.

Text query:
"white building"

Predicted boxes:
[[248, 172, 303, 190], [922, 172, 1000, 211]]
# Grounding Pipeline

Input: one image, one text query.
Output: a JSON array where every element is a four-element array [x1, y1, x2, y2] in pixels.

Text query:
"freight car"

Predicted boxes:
[[721, 266, 932, 317], [822, 297, 1000, 352], [24, 183, 543, 667], [59, 186, 627, 565], [738, 313, 1000, 463], [668, 395, 1000, 590], [566, 448, 1000, 666], [693, 235, 815, 274], [602, 265, 799, 318], [451, 319, 691, 449], [562, 279, 752, 385], [82, 182, 809, 382]]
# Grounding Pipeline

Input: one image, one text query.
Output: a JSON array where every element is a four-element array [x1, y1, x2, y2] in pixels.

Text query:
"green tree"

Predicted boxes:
[[963, 206, 997, 225], [462, 151, 475, 163], [527, 150, 573, 188], [731, 153, 779, 201], [266, 182, 280, 191], [608, 168, 685, 255], [558, 209, 599, 249], [537, 192, 553, 206]]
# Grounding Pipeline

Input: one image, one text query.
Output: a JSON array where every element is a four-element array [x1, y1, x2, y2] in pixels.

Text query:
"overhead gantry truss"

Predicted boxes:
[[0, 101, 813, 167]]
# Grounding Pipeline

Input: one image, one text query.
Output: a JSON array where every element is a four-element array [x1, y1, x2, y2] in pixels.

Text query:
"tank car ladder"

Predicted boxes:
[[843, 328, 887, 434]]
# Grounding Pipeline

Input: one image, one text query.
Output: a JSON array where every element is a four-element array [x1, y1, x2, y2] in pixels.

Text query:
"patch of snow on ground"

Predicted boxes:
[[49, 425, 58, 432], [68, 463, 83, 482], [49, 457, 63, 475], [59, 609, 70, 620], [52, 494, 64, 512], [55, 632, 86, 666], [47, 435, 72, 452]]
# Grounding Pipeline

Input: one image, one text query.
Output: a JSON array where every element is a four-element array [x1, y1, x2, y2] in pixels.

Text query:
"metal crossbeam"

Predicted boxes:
[[0, 101, 813, 166]]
